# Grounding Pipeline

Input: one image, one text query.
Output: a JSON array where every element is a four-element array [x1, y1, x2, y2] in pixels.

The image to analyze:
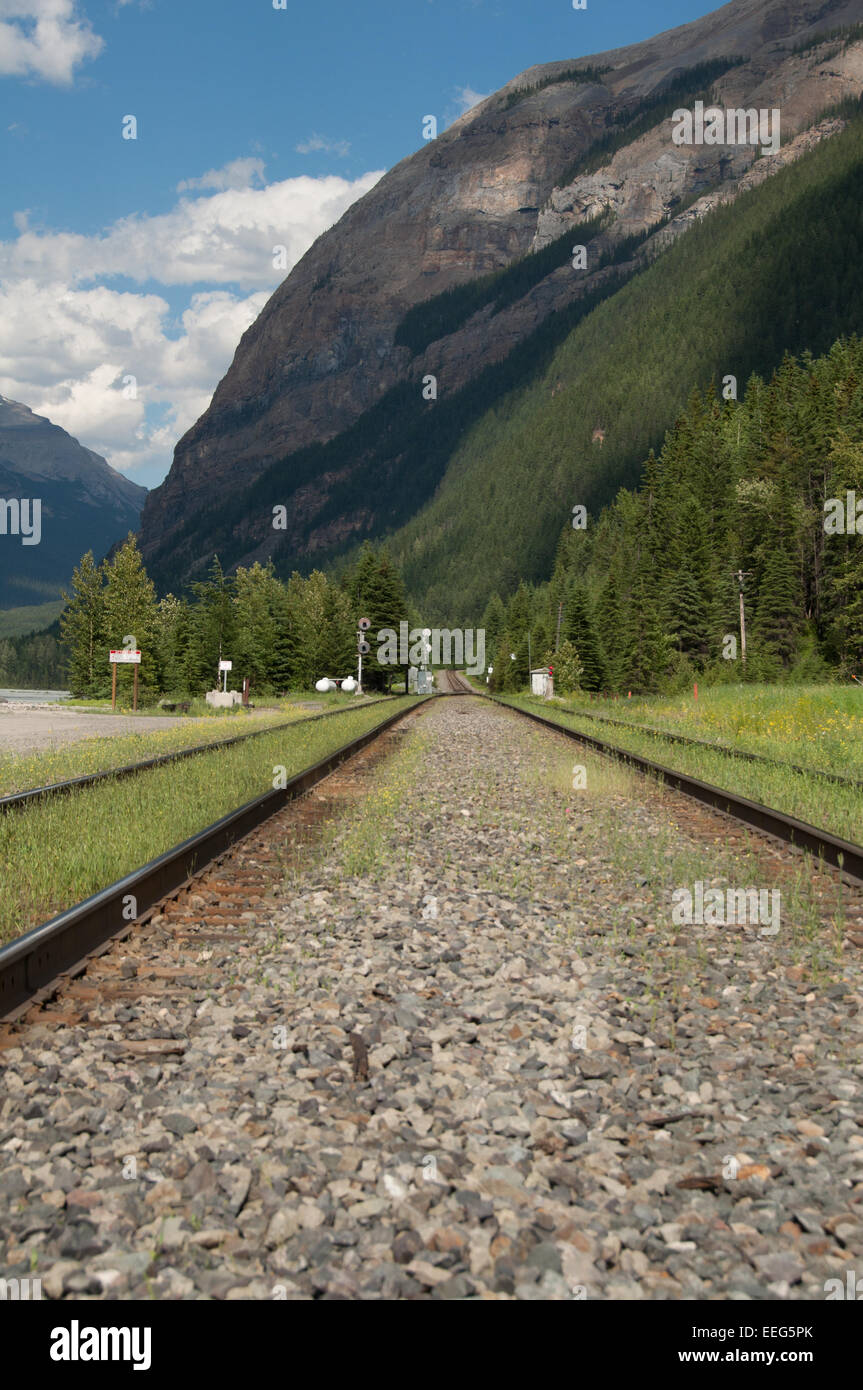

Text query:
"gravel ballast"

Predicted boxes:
[[1, 697, 860, 1301]]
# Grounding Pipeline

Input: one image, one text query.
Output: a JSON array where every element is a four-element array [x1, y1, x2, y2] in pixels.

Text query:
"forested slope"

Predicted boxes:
[[388, 101, 863, 620]]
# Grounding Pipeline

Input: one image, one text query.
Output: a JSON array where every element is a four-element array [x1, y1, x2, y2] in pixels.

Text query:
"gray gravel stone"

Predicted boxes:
[[1, 698, 860, 1301]]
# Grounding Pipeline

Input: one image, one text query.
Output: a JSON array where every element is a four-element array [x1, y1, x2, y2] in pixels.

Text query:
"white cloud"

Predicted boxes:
[[0, 278, 270, 477], [177, 157, 266, 194], [454, 85, 490, 114], [1, 168, 383, 290], [0, 0, 104, 84], [0, 165, 384, 481], [295, 133, 352, 157]]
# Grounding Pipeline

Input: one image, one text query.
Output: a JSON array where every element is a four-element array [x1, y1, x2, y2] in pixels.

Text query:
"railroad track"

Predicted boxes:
[[0, 697, 428, 1020], [437, 669, 476, 695], [3, 669, 860, 1024], [443, 671, 863, 885], [0, 696, 395, 815], [3, 669, 860, 1315]]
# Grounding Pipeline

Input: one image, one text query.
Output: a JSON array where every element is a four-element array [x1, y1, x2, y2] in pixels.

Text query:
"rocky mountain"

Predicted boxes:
[[137, 0, 863, 604], [0, 396, 147, 608]]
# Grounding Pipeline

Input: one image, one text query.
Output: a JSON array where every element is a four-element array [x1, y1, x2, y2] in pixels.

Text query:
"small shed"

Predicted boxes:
[[531, 667, 554, 699]]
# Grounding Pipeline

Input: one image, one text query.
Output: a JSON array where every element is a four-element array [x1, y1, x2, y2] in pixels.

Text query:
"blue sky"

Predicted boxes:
[[0, 0, 720, 488]]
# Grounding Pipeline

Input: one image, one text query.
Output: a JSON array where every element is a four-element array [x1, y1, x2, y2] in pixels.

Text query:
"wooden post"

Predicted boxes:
[[133, 663, 138, 713], [111, 660, 117, 712]]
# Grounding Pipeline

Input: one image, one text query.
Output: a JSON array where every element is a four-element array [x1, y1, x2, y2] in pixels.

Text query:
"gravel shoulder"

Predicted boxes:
[[0, 697, 860, 1301], [0, 707, 185, 756]]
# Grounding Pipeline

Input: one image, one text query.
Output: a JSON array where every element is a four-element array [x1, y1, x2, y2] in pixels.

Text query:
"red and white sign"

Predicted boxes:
[[110, 650, 141, 664]]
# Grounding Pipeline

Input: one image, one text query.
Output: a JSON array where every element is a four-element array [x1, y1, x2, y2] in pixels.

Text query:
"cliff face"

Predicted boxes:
[[138, 0, 863, 583]]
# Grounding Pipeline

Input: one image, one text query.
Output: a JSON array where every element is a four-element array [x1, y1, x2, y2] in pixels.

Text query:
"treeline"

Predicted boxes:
[[60, 538, 410, 701], [483, 337, 863, 693], [499, 65, 611, 110], [792, 22, 863, 57], [0, 627, 67, 690]]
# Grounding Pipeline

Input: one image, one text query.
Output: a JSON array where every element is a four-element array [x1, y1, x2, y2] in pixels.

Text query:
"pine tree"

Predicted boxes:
[[188, 556, 237, 692], [60, 551, 106, 697], [505, 583, 532, 648], [665, 492, 713, 659], [481, 593, 507, 657], [288, 571, 331, 687], [753, 540, 800, 669], [268, 581, 298, 692], [562, 585, 605, 690], [822, 431, 863, 667], [234, 563, 279, 693], [102, 535, 160, 702], [155, 595, 192, 694], [347, 543, 409, 689], [491, 631, 519, 691], [321, 581, 357, 679], [595, 568, 633, 691]]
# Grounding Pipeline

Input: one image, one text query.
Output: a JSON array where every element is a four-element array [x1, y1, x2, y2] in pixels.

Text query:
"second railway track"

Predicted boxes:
[[0, 696, 396, 814], [439, 670, 863, 886], [0, 697, 429, 1020]]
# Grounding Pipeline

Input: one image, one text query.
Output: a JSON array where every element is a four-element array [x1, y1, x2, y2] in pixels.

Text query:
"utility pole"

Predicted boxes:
[[555, 601, 563, 653], [734, 569, 751, 667], [357, 617, 371, 694]]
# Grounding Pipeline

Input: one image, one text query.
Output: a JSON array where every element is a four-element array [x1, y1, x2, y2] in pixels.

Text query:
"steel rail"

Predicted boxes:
[[0, 697, 428, 1019], [454, 679, 863, 884], [0, 697, 395, 815]]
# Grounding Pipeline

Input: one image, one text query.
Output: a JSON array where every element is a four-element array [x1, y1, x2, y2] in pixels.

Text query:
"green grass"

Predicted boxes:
[[497, 686, 863, 844], [555, 683, 863, 778], [0, 697, 418, 944]]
